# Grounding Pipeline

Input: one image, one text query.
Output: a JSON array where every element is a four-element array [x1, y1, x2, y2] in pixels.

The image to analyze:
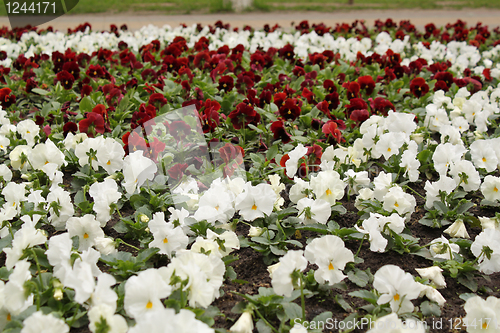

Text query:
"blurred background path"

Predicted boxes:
[[0, 9, 499, 31]]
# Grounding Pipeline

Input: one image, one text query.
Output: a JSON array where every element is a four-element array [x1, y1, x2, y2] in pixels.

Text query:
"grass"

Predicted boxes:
[[0, 0, 499, 16]]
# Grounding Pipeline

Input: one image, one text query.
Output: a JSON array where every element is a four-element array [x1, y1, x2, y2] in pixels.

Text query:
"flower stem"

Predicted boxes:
[[117, 238, 140, 251], [403, 185, 425, 200], [254, 308, 278, 333], [300, 277, 306, 321], [31, 248, 44, 290], [355, 235, 366, 257]]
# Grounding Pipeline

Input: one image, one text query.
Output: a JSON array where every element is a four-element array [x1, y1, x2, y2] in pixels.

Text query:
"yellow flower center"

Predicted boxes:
[[6, 313, 11, 321], [393, 293, 400, 301], [387, 147, 391, 152], [146, 301, 153, 309], [107, 160, 111, 165], [326, 189, 332, 196], [494, 187, 498, 192], [251, 204, 257, 210], [163, 237, 168, 243], [83, 233, 89, 239], [394, 202, 399, 207], [328, 262, 334, 270], [482, 157, 487, 162], [215, 205, 219, 211], [483, 322, 488, 329]]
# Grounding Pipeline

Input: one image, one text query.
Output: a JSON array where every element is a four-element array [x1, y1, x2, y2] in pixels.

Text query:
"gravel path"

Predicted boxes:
[[1, 9, 499, 31]]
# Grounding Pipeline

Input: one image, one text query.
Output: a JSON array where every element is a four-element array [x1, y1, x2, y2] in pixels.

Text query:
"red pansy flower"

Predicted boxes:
[[79, 112, 105, 138], [228, 102, 261, 130], [322, 120, 343, 144], [279, 98, 301, 121], [0, 88, 15, 109], [56, 70, 75, 90], [409, 77, 429, 98], [357, 75, 375, 95], [218, 75, 234, 92], [270, 120, 292, 144]]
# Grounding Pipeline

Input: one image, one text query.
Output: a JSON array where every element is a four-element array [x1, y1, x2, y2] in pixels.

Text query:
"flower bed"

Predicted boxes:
[[0, 18, 499, 333]]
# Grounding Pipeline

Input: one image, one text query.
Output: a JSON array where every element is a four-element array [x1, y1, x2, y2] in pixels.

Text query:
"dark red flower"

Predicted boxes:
[[25, 78, 38, 93], [434, 80, 449, 92], [167, 120, 191, 142], [0, 88, 15, 109], [433, 71, 454, 88], [228, 102, 260, 130], [350, 109, 370, 123], [147, 137, 166, 162], [219, 142, 244, 166], [292, 66, 305, 77], [322, 120, 343, 144], [370, 97, 395, 116], [199, 99, 220, 133], [279, 44, 295, 60], [51, 51, 66, 71], [279, 99, 301, 121], [219, 142, 245, 177], [358, 75, 375, 95], [270, 120, 292, 144], [302, 88, 316, 104], [81, 84, 93, 98], [56, 70, 75, 90], [62, 61, 80, 79], [148, 93, 168, 109], [323, 79, 337, 94], [87, 64, 105, 79], [218, 75, 234, 92], [168, 163, 189, 181], [344, 81, 360, 100], [63, 122, 78, 135], [324, 92, 340, 111], [409, 77, 429, 98], [79, 112, 105, 138], [250, 53, 266, 71], [345, 98, 368, 116], [273, 92, 287, 109]]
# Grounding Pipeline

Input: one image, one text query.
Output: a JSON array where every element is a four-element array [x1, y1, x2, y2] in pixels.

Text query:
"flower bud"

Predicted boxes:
[[229, 311, 254, 333], [444, 219, 469, 239], [248, 226, 263, 237], [139, 214, 150, 223]]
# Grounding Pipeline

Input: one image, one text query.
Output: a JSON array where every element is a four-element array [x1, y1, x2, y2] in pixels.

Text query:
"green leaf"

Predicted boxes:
[[457, 275, 477, 292], [459, 293, 477, 302], [256, 319, 272, 333], [250, 153, 265, 165], [270, 245, 287, 256], [420, 300, 441, 317], [266, 144, 279, 161], [136, 247, 159, 262], [331, 204, 347, 215], [0, 235, 13, 252], [79, 96, 94, 114], [225, 266, 237, 281], [456, 202, 474, 215], [347, 269, 370, 288], [334, 295, 353, 312], [32, 88, 50, 96], [348, 290, 378, 305], [282, 302, 302, 321]]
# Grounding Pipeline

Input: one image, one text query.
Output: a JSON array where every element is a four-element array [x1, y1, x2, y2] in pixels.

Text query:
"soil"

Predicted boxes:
[[62, 174, 500, 333]]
